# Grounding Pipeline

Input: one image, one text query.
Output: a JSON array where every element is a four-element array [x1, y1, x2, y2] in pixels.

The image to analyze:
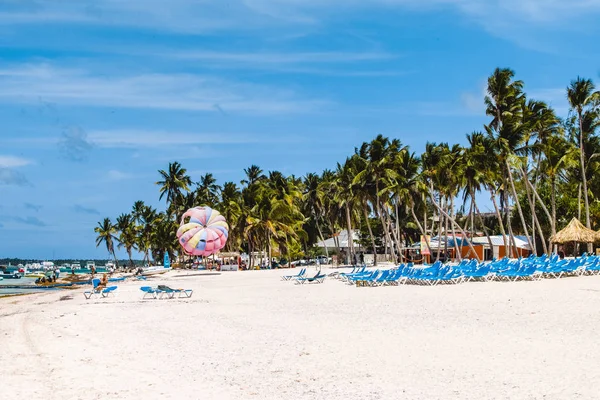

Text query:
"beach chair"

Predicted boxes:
[[281, 268, 306, 281], [295, 271, 326, 284], [83, 279, 118, 299], [157, 285, 194, 299], [140, 286, 160, 299]]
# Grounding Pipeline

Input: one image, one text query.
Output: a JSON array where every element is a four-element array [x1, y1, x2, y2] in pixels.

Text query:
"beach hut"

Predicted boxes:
[[550, 218, 600, 254], [550, 217, 600, 244]]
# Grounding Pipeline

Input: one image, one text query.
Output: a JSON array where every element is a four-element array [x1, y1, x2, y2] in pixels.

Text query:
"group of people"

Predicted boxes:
[[35, 268, 61, 284]]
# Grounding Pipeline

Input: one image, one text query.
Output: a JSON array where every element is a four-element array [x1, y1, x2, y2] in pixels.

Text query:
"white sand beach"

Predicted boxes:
[[3, 268, 600, 400]]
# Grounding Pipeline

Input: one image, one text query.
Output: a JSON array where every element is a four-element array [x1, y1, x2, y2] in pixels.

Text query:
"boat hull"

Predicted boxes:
[[141, 267, 172, 276]]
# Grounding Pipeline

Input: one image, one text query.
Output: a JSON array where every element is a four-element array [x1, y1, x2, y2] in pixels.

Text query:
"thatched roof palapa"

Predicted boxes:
[[550, 218, 600, 244]]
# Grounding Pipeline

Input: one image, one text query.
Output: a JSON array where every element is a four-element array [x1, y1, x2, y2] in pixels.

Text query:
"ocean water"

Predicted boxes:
[[0, 277, 59, 297]]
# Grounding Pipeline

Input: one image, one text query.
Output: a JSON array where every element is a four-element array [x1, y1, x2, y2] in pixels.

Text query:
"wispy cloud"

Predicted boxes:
[[0, 168, 30, 186], [106, 170, 134, 181], [0, 64, 330, 115], [58, 126, 94, 162], [73, 204, 101, 215], [2, 0, 598, 33], [24, 202, 43, 212], [168, 50, 395, 65], [0, 155, 33, 168], [88, 130, 263, 148], [0, 215, 47, 226]]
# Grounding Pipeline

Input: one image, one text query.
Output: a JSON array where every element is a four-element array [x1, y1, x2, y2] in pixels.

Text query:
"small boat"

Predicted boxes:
[[140, 266, 171, 276], [140, 253, 172, 276], [0, 272, 22, 279], [24, 273, 45, 278]]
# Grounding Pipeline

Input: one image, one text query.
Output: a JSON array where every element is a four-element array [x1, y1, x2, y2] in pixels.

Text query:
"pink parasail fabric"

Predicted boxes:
[[176, 206, 229, 256]]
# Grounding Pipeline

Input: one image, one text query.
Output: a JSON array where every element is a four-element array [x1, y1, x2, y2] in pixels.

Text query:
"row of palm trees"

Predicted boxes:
[[95, 68, 600, 266]]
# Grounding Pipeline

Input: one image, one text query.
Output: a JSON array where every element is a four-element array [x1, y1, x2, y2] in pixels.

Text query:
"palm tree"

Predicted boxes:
[[567, 77, 599, 250], [115, 213, 138, 268], [94, 218, 119, 267], [241, 165, 264, 187], [541, 134, 578, 247], [156, 161, 192, 219], [195, 173, 221, 206], [220, 182, 242, 251], [302, 173, 329, 259], [484, 68, 533, 256]]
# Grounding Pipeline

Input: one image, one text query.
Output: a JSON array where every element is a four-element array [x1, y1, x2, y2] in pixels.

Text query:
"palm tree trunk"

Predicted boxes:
[[444, 197, 449, 259], [128, 249, 133, 268], [111, 249, 118, 269], [519, 166, 547, 254], [450, 196, 461, 261], [316, 221, 329, 259], [579, 110, 592, 253], [428, 188, 481, 262], [378, 203, 394, 262], [410, 203, 433, 257], [472, 196, 494, 260], [490, 189, 508, 258], [551, 177, 557, 253], [267, 231, 272, 269], [362, 205, 377, 265], [383, 205, 400, 262], [435, 196, 443, 262], [506, 160, 535, 250], [345, 204, 354, 264]]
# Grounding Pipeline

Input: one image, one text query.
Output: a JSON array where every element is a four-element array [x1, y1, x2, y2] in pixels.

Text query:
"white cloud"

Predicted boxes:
[[106, 170, 134, 181], [88, 130, 260, 148], [0, 63, 330, 114], [0, 155, 33, 168], [2, 0, 599, 32], [169, 50, 395, 64]]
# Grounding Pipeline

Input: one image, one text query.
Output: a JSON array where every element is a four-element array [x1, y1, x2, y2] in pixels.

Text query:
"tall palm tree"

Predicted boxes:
[[242, 165, 264, 187], [195, 173, 221, 206], [220, 181, 242, 251], [156, 161, 192, 219], [567, 77, 599, 249], [115, 213, 138, 268], [95, 218, 119, 267], [484, 68, 533, 255], [541, 134, 578, 246], [303, 173, 329, 259]]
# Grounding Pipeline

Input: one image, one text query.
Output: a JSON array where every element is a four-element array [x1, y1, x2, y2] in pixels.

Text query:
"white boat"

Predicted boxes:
[[71, 263, 81, 270], [140, 266, 172, 276], [86, 261, 95, 269]]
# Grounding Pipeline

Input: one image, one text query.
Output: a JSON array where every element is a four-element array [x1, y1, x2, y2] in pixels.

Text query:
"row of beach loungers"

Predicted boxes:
[[335, 254, 600, 286], [280, 254, 600, 287], [281, 268, 327, 284], [83, 278, 193, 299]]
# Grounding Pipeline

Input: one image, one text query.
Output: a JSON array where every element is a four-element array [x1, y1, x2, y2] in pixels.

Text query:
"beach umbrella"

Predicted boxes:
[[549, 218, 600, 244], [176, 206, 229, 256]]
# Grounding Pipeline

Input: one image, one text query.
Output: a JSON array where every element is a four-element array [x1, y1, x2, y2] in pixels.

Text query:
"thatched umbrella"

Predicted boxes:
[[550, 218, 600, 244]]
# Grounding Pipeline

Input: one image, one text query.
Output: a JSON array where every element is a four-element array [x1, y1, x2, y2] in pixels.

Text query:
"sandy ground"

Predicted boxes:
[[2, 267, 600, 400]]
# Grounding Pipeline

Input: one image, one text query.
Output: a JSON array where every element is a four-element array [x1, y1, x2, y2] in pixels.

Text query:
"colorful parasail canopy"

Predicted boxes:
[[176, 206, 229, 256]]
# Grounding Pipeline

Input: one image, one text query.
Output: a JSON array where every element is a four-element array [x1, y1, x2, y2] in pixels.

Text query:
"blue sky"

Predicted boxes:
[[1, 0, 600, 259]]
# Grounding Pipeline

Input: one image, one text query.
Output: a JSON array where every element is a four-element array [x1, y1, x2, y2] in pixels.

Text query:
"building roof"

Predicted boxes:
[[316, 230, 362, 249]]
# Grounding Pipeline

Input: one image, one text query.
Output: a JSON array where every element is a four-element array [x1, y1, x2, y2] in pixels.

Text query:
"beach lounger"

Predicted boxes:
[[83, 278, 118, 299], [295, 272, 326, 284], [140, 286, 160, 299], [157, 285, 193, 299], [281, 268, 306, 281], [84, 284, 118, 299]]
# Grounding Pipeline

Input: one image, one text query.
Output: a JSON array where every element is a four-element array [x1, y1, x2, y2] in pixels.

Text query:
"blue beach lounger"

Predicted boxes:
[[83, 279, 118, 299]]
